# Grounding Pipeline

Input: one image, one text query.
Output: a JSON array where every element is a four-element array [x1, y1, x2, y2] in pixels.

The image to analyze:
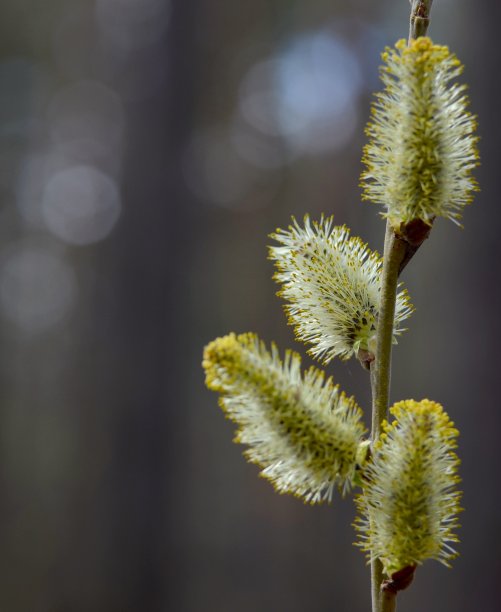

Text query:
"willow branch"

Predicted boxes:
[[369, 224, 407, 612], [382, 591, 397, 612], [369, 5, 435, 611], [409, 1, 434, 41], [370, 226, 406, 440]]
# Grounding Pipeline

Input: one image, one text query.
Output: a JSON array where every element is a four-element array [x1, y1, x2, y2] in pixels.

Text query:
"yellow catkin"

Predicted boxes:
[[203, 333, 367, 503], [361, 37, 479, 227], [355, 399, 462, 574], [269, 215, 413, 364]]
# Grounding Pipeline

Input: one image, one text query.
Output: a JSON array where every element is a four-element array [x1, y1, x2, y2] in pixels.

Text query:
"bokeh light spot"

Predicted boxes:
[[42, 165, 121, 245], [239, 31, 363, 156], [0, 245, 77, 333]]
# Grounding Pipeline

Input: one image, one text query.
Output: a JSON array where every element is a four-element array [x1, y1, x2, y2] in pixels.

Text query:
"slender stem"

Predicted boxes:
[[382, 590, 397, 612], [369, 4, 435, 611], [371, 225, 406, 439], [369, 224, 406, 612], [409, 1, 434, 41], [370, 0, 433, 612], [370, 551, 384, 612]]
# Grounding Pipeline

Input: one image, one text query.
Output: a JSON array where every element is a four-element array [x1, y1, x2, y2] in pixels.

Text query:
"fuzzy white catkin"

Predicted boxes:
[[361, 38, 479, 227], [203, 333, 367, 503], [269, 216, 413, 363], [355, 400, 462, 574]]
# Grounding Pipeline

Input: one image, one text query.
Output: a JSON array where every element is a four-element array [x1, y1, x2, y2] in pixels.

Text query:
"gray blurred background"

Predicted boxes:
[[0, 0, 497, 610]]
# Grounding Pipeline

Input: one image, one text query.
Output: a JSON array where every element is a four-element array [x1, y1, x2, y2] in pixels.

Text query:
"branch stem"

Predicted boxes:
[[367, 4, 435, 611], [370, 225, 406, 439], [409, 1, 434, 42], [369, 223, 406, 612], [368, 5, 435, 611], [382, 590, 397, 612]]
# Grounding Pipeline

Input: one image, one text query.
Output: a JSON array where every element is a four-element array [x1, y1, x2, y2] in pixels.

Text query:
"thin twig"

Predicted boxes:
[[381, 590, 397, 612], [369, 4, 435, 611], [369, 224, 406, 612], [370, 227, 406, 440], [409, 0, 434, 42]]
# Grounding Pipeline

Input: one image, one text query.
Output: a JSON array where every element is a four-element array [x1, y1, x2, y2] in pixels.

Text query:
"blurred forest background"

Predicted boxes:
[[0, 0, 498, 610]]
